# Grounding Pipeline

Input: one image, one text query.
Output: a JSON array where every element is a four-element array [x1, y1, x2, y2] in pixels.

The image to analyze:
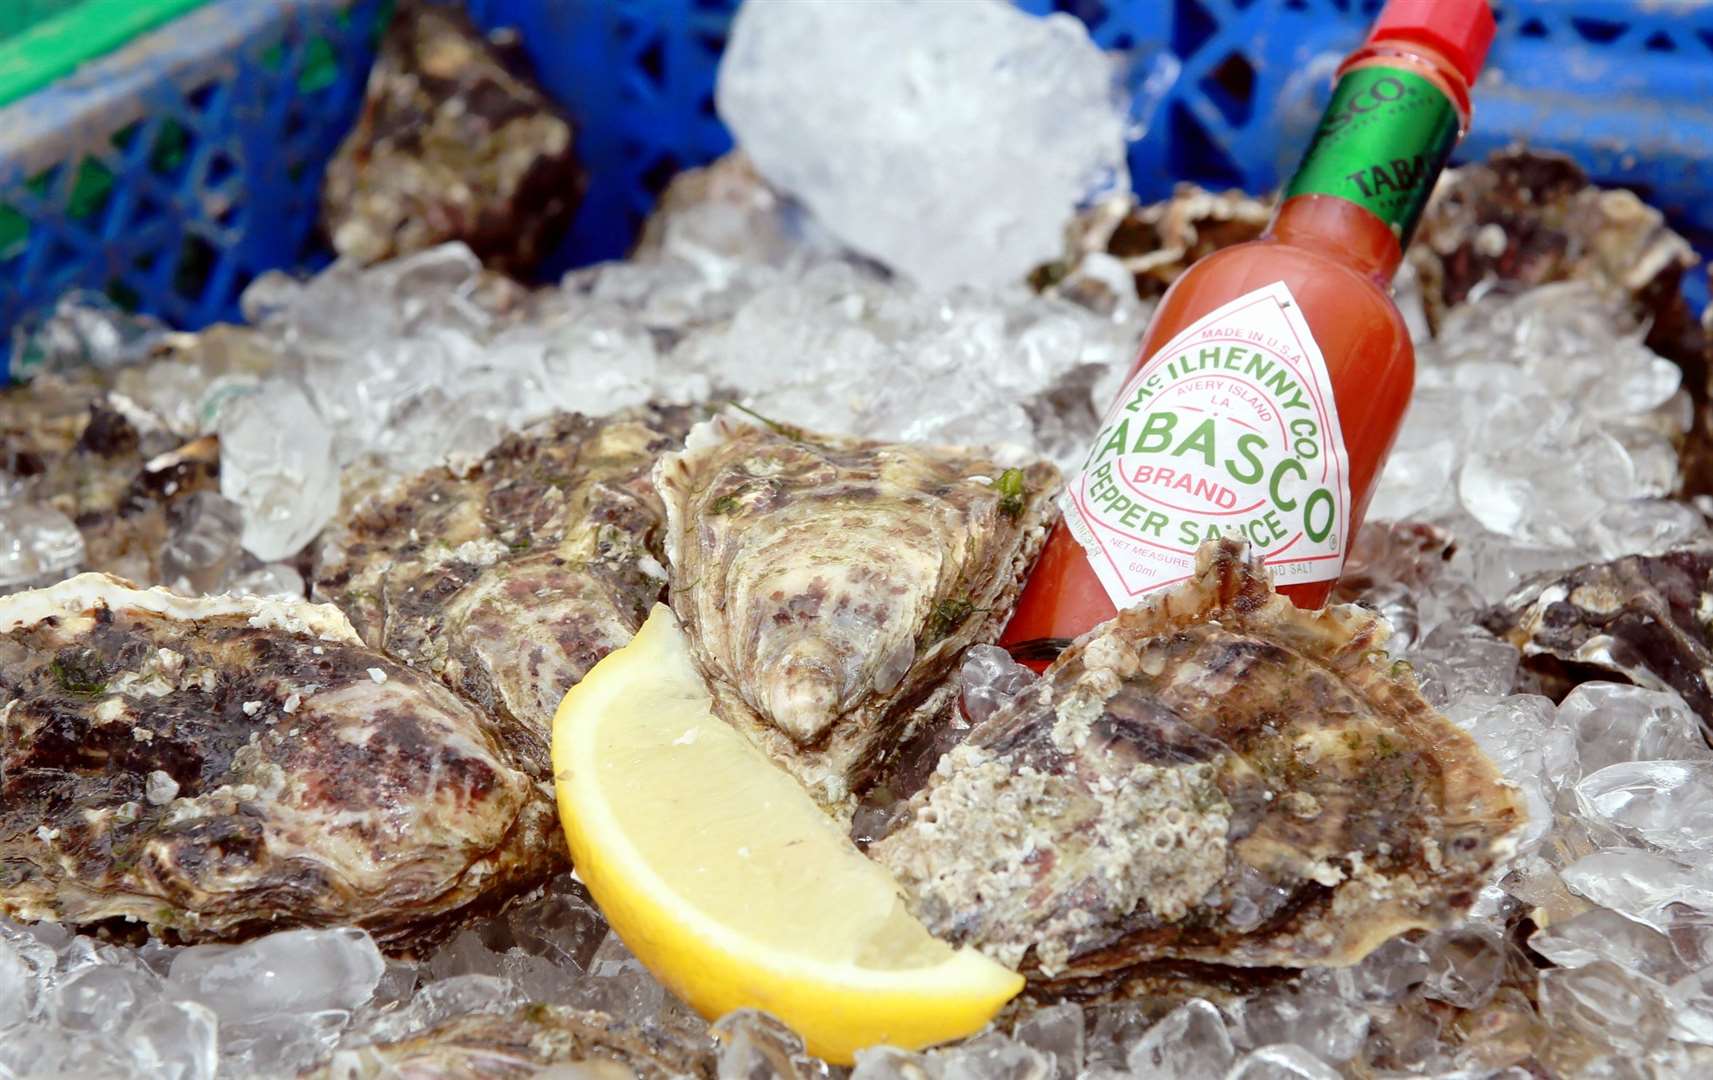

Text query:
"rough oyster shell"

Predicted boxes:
[[321, 3, 585, 276], [872, 540, 1523, 980], [0, 574, 556, 950], [313, 411, 685, 777], [1481, 547, 1713, 725], [306, 1005, 713, 1080], [654, 415, 1059, 807]]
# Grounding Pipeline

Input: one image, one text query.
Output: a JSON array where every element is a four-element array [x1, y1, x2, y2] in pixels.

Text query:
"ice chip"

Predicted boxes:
[[217, 381, 340, 560], [1420, 928, 1506, 1010], [1224, 1044, 1342, 1080], [126, 999, 219, 1080], [1125, 999, 1233, 1080], [1013, 1001, 1084, 1080], [939, 1031, 1053, 1080], [960, 644, 1040, 727], [167, 927, 384, 1024], [852, 1046, 944, 1080], [52, 963, 160, 1032], [1238, 990, 1369, 1064], [1560, 850, 1713, 931], [717, 0, 1129, 289], [1529, 908, 1688, 983], [160, 492, 246, 593], [712, 1009, 808, 1080], [0, 934, 43, 1029], [1538, 961, 1671, 1057], [1575, 760, 1713, 859], [1558, 683, 1711, 774], [0, 501, 85, 591]]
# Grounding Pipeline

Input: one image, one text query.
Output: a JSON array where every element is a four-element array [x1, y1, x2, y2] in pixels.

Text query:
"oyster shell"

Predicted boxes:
[[1481, 547, 1713, 725], [321, 3, 585, 276], [313, 411, 685, 776], [306, 1005, 713, 1080], [655, 415, 1059, 807], [872, 540, 1523, 980], [0, 574, 556, 949]]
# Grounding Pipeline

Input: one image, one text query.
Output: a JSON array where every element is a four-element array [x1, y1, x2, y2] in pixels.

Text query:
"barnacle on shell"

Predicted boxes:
[[873, 539, 1524, 982]]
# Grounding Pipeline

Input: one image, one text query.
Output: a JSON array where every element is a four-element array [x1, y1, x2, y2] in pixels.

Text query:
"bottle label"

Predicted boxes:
[[1282, 65, 1460, 249], [1061, 281, 1351, 604]]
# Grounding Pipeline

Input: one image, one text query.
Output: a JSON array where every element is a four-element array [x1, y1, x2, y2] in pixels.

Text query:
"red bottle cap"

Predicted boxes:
[[1368, 0, 1496, 86]]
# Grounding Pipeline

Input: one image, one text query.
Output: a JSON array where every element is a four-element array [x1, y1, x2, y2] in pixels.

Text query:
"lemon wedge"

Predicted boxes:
[[551, 603, 1023, 1063]]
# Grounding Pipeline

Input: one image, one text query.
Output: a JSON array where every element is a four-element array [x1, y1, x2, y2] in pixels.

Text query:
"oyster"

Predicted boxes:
[[321, 2, 585, 276], [1, 324, 287, 590], [307, 1005, 713, 1080], [1481, 548, 1713, 725], [0, 575, 556, 949], [654, 416, 1059, 807], [872, 540, 1523, 980], [312, 411, 684, 776]]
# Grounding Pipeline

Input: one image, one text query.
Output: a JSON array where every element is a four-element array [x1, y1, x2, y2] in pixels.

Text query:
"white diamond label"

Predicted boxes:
[[1062, 281, 1351, 603]]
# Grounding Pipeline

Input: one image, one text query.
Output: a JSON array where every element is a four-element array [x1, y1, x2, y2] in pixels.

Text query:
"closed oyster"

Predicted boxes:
[[0, 575, 556, 950], [1481, 547, 1713, 725], [872, 540, 1523, 980], [655, 415, 1059, 807], [307, 1005, 713, 1080], [313, 411, 685, 776]]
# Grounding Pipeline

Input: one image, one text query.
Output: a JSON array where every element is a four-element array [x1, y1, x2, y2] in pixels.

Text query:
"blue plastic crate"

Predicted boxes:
[[0, 0, 386, 377], [5, 0, 1712, 383], [471, 0, 1713, 304]]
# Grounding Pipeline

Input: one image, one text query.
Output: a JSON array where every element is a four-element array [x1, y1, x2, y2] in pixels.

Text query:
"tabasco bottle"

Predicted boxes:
[[1001, 0, 1494, 668]]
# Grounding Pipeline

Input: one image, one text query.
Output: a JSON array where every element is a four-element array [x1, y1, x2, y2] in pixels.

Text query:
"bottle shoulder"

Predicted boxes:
[[1147, 237, 1413, 361]]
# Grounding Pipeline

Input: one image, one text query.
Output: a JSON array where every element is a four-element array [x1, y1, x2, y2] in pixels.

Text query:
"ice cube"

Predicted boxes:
[[960, 645, 1039, 726], [53, 963, 160, 1032], [166, 927, 384, 1024], [1012, 1001, 1084, 1080], [852, 1045, 944, 1080], [1238, 990, 1369, 1064], [712, 1009, 807, 1080], [224, 561, 307, 600], [1334, 936, 1431, 1005], [1575, 761, 1713, 859], [1530, 908, 1688, 983], [938, 1031, 1053, 1080], [126, 999, 219, 1080], [216, 382, 340, 561], [1588, 498, 1709, 560], [565, 934, 670, 1028], [1559, 850, 1713, 931], [1224, 1044, 1341, 1080], [0, 501, 85, 592], [1420, 928, 1506, 1010], [1125, 999, 1234, 1080], [1559, 683, 1711, 774], [353, 973, 523, 1045], [0, 934, 44, 1028], [717, 0, 1129, 290], [1538, 961, 1671, 1057], [1443, 693, 1575, 850], [159, 491, 245, 594], [1667, 967, 1713, 1044]]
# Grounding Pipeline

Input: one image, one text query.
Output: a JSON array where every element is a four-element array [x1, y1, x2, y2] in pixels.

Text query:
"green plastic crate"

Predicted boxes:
[[0, 0, 212, 107]]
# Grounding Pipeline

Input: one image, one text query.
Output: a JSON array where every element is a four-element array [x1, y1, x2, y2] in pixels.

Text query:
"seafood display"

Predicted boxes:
[[655, 416, 1059, 807], [0, 576, 556, 950], [4, 10, 1713, 1075], [874, 541, 1522, 980]]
